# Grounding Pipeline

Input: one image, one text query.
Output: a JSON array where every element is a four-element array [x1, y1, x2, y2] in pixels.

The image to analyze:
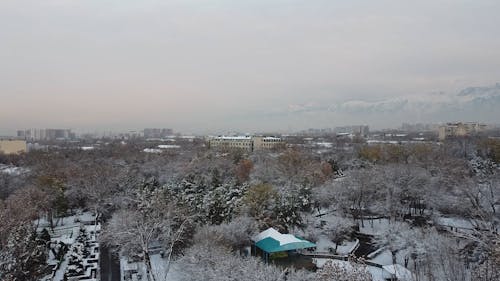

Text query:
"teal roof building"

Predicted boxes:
[[252, 228, 316, 258]]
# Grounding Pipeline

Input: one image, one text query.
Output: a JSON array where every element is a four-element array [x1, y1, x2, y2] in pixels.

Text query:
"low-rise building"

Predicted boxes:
[[207, 136, 284, 151], [0, 138, 27, 154]]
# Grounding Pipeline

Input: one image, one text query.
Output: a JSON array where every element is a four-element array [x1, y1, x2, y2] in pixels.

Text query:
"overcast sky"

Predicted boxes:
[[1, 0, 500, 134]]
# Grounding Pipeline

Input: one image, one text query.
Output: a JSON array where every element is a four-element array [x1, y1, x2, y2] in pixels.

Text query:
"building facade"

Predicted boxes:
[[438, 122, 487, 140], [334, 125, 370, 137], [207, 136, 284, 151], [143, 128, 174, 139], [252, 136, 284, 150], [17, 128, 74, 141], [0, 139, 27, 154]]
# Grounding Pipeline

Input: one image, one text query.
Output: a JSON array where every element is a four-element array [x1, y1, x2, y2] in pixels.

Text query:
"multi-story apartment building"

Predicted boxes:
[[143, 128, 174, 139], [334, 125, 370, 137], [252, 136, 284, 150], [208, 136, 254, 151], [438, 122, 487, 140], [207, 136, 284, 151], [18, 128, 73, 141], [0, 139, 27, 154], [401, 123, 439, 132]]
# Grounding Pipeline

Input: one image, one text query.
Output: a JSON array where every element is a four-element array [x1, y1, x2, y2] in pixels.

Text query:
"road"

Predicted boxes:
[[100, 246, 121, 281]]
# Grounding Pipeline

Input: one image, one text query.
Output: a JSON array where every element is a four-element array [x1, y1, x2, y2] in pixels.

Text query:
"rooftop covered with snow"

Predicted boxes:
[[252, 227, 316, 253]]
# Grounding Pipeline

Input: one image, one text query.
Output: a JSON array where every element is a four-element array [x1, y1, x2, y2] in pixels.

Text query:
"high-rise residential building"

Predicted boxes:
[[334, 125, 369, 137], [143, 128, 174, 139], [18, 128, 73, 141], [401, 123, 439, 132]]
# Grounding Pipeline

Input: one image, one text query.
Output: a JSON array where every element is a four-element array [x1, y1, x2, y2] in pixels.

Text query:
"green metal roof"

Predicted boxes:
[[255, 236, 316, 253]]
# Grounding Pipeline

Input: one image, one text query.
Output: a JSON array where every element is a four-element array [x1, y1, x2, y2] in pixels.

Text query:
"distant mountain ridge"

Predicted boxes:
[[285, 83, 500, 126], [458, 83, 500, 97]]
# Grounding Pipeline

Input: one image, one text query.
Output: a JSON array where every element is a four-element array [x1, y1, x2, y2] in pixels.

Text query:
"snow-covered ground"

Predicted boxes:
[[358, 218, 392, 236], [313, 258, 410, 281], [121, 254, 182, 281], [435, 216, 474, 231], [38, 212, 101, 281], [0, 164, 29, 175], [158, 144, 181, 149], [143, 145, 182, 153], [382, 264, 414, 281], [315, 235, 358, 255], [308, 210, 416, 280], [369, 249, 393, 265], [143, 148, 163, 153], [306, 211, 360, 255]]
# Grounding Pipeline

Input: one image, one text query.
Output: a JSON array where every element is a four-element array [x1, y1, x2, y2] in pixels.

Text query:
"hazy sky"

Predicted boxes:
[[1, 0, 500, 134]]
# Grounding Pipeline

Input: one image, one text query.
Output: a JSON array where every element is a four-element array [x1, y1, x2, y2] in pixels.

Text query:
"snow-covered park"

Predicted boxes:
[[37, 212, 101, 281]]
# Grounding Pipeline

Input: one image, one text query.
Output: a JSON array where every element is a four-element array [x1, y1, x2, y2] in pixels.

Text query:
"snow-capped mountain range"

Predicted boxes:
[[285, 83, 500, 126]]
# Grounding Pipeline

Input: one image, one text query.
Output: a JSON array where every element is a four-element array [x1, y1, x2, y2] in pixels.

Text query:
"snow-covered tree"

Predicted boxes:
[[336, 168, 378, 226], [0, 224, 47, 281], [373, 222, 414, 265], [102, 180, 191, 281], [272, 195, 303, 232], [316, 260, 372, 281], [242, 183, 278, 224], [234, 159, 254, 183], [326, 217, 356, 252], [179, 239, 313, 281], [0, 188, 49, 281], [194, 216, 258, 250], [414, 229, 469, 281]]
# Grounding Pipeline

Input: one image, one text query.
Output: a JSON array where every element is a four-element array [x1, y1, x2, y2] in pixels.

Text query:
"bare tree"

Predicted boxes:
[[338, 168, 378, 227], [373, 222, 414, 265], [102, 182, 191, 281]]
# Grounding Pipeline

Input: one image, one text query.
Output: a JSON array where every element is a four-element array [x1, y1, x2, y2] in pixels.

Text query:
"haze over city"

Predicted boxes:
[[1, 0, 500, 134], [2, 1, 500, 281]]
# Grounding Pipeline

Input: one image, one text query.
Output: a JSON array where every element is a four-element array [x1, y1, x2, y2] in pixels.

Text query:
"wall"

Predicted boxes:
[[0, 140, 27, 154]]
